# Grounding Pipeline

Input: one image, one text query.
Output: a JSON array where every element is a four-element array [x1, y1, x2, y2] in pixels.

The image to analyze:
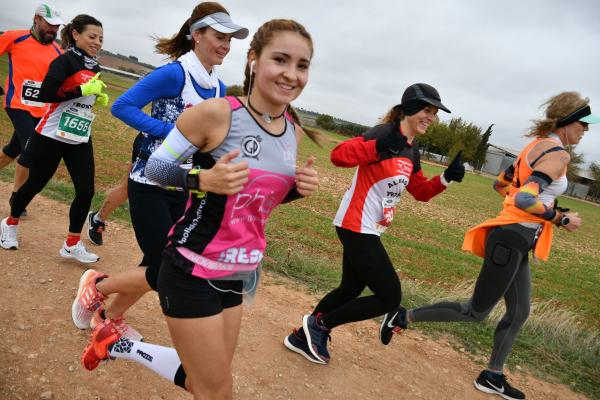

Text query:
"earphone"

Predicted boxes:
[[250, 60, 256, 70]]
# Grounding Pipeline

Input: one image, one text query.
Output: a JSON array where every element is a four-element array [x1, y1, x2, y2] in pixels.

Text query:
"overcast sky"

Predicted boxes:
[[2, 0, 599, 165]]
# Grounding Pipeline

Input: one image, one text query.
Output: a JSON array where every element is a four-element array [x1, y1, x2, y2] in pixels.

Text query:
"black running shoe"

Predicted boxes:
[[8, 192, 27, 218], [379, 305, 408, 345], [86, 211, 105, 246], [474, 370, 525, 400], [283, 327, 326, 364], [302, 314, 331, 364]]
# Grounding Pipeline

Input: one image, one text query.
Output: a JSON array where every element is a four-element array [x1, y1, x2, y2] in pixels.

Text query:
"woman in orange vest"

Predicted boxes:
[[379, 91, 597, 400]]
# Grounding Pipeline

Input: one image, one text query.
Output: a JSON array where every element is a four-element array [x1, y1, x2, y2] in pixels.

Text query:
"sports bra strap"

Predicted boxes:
[[530, 146, 567, 168], [225, 96, 243, 110]]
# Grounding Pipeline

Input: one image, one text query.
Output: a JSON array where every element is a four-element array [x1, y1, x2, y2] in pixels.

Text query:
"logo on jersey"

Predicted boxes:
[[396, 159, 413, 176], [241, 135, 261, 159]]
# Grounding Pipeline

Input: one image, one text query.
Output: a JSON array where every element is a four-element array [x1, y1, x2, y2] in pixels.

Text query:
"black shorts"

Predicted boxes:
[[2, 108, 40, 167], [157, 253, 243, 318]]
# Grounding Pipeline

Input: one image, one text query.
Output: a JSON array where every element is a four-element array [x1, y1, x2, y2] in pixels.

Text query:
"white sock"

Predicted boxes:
[[109, 339, 184, 385], [93, 212, 104, 223]]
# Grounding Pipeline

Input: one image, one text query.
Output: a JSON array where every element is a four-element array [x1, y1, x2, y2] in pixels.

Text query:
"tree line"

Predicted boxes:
[[226, 85, 591, 187]]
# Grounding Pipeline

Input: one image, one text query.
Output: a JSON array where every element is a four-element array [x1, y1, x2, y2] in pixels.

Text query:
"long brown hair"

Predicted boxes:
[[380, 104, 404, 125], [529, 92, 589, 138], [154, 2, 228, 59], [60, 14, 102, 49], [242, 19, 322, 146]]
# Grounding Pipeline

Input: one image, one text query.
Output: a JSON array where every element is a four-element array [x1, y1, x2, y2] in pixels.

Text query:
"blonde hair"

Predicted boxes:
[[528, 92, 589, 138]]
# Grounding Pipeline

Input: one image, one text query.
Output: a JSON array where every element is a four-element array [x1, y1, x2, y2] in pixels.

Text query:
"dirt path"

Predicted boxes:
[[0, 182, 588, 400]]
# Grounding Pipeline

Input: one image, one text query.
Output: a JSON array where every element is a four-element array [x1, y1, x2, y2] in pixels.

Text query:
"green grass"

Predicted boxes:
[[2, 54, 600, 398]]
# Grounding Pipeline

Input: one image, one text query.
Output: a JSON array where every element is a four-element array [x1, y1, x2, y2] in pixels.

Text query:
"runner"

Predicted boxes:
[[79, 19, 319, 399], [381, 91, 595, 399], [70, 2, 249, 338], [0, 4, 64, 217], [284, 83, 465, 365], [0, 14, 108, 262]]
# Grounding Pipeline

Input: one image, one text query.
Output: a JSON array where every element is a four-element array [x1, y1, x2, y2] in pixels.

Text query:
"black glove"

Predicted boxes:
[[443, 151, 465, 183], [376, 129, 408, 155]]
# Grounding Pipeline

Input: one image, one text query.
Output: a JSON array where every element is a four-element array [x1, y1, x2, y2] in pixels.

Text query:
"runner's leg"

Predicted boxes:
[[63, 140, 95, 234], [317, 227, 401, 329]]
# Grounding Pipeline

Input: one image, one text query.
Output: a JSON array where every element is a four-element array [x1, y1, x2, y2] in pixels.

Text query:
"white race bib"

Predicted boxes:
[[21, 80, 44, 107], [57, 107, 96, 143]]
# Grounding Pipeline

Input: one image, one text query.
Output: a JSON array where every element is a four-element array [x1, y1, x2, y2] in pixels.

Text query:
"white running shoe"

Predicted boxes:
[[60, 240, 100, 263], [0, 217, 19, 250]]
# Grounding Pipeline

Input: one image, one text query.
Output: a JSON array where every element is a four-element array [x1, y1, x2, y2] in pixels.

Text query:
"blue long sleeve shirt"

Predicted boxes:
[[111, 62, 185, 138]]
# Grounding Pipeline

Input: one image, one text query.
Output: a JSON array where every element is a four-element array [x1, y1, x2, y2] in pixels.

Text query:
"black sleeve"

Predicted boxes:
[[39, 54, 82, 103], [411, 140, 422, 174], [362, 122, 396, 141]]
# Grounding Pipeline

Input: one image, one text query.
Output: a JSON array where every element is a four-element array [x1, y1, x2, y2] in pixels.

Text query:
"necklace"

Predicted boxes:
[[247, 97, 286, 124]]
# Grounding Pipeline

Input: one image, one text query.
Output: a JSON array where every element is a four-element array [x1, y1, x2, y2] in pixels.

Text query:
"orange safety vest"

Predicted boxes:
[[462, 138, 565, 262]]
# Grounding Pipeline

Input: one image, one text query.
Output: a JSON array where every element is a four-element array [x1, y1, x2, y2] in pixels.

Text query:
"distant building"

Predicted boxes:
[[481, 144, 519, 176]]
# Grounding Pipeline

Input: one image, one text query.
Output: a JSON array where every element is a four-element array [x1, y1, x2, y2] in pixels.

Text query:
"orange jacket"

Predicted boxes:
[[463, 138, 563, 262], [0, 30, 62, 117]]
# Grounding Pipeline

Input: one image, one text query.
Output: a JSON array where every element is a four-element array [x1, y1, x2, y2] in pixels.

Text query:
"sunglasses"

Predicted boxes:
[[578, 121, 589, 128]]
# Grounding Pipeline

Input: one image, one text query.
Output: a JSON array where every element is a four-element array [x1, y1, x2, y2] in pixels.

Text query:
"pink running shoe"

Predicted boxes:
[[72, 269, 107, 329], [90, 306, 144, 342], [81, 319, 122, 371]]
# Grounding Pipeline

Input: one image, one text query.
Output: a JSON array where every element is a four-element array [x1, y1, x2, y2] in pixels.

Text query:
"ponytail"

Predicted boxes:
[[60, 14, 102, 49], [288, 106, 324, 147]]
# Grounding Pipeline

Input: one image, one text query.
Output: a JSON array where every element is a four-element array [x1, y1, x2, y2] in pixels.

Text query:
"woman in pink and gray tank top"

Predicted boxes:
[[80, 19, 320, 399]]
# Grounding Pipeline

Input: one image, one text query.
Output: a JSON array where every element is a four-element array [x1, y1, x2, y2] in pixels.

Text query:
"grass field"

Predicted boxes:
[[1, 55, 599, 398]]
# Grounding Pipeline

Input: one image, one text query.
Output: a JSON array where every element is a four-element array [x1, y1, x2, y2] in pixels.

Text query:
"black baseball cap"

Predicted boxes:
[[401, 83, 451, 113]]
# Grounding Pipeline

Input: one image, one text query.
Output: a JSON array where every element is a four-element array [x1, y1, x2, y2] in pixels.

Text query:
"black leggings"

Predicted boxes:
[[2, 108, 40, 167], [314, 227, 401, 329], [410, 223, 537, 371], [10, 133, 95, 232], [127, 178, 187, 291]]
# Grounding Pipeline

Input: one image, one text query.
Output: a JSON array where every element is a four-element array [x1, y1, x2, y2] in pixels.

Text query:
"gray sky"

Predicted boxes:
[[2, 0, 599, 165]]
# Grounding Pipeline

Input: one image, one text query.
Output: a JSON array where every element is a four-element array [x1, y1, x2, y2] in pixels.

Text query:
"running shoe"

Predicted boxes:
[[474, 370, 525, 400], [302, 313, 331, 364], [81, 318, 122, 371], [90, 306, 144, 342], [0, 217, 18, 250], [86, 211, 105, 246], [72, 269, 107, 329], [284, 327, 326, 364], [379, 305, 408, 345], [60, 240, 100, 263]]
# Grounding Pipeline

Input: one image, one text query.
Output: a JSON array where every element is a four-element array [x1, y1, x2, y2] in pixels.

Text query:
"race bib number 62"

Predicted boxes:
[[21, 80, 44, 107]]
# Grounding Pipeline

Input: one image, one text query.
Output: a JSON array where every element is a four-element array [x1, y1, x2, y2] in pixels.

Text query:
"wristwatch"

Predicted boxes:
[[186, 167, 206, 198], [186, 167, 201, 191], [560, 215, 570, 227]]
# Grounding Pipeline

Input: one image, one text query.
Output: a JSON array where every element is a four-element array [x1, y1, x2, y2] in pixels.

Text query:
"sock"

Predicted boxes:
[[93, 212, 104, 224], [109, 338, 187, 389], [6, 216, 19, 225], [485, 369, 503, 378], [66, 234, 80, 247]]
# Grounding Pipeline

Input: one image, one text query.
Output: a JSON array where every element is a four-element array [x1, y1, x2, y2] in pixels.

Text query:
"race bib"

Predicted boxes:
[[21, 80, 44, 107], [57, 108, 95, 143]]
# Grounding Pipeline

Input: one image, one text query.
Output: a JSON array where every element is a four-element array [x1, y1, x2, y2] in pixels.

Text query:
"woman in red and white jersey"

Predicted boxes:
[[0, 15, 108, 263], [284, 83, 465, 365]]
